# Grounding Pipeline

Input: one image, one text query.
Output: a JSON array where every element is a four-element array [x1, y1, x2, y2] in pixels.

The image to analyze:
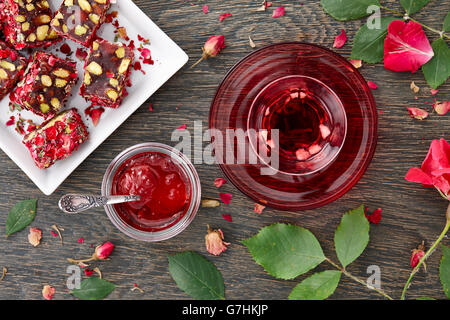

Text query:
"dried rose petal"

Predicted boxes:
[[90, 108, 104, 127], [42, 285, 55, 300], [254, 203, 266, 214], [219, 13, 232, 22], [28, 228, 42, 247], [367, 81, 378, 89], [177, 124, 187, 130], [384, 20, 434, 73], [50, 230, 58, 237], [333, 29, 347, 49], [430, 89, 439, 95], [84, 268, 93, 276], [77, 237, 85, 244], [365, 208, 382, 224], [272, 6, 285, 17], [410, 81, 420, 93], [202, 199, 220, 208], [214, 178, 227, 188], [205, 225, 230, 256], [94, 242, 114, 260], [75, 48, 88, 61], [202, 5, 209, 14], [221, 214, 232, 222], [349, 59, 362, 69], [434, 101, 450, 116], [407, 107, 428, 120], [219, 192, 232, 204]]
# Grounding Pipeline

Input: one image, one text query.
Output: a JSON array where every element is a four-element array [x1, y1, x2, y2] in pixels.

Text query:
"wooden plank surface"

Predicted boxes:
[[0, 0, 449, 300]]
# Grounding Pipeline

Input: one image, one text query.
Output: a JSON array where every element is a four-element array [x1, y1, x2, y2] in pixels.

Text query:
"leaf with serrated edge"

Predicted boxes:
[[351, 17, 399, 63], [71, 278, 116, 300], [168, 251, 225, 300], [242, 223, 325, 280], [321, 0, 380, 21], [334, 205, 369, 268], [289, 270, 341, 300], [440, 245, 450, 298], [422, 38, 450, 89], [444, 12, 450, 32], [400, 0, 430, 15], [6, 199, 37, 236]]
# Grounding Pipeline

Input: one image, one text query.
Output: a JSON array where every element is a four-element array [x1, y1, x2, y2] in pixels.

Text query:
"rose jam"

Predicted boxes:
[[111, 152, 190, 232]]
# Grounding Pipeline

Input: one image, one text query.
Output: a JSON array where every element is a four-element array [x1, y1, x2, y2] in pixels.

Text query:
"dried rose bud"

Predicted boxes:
[[191, 35, 225, 68], [67, 242, 114, 264], [42, 285, 55, 300], [94, 242, 114, 260], [205, 225, 230, 256], [28, 228, 42, 247], [410, 241, 425, 268]]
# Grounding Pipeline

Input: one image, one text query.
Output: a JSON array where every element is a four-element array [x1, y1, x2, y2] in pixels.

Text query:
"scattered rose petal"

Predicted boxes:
[[254, 203, 266, 214], [219, 13, 232, 22], [407, 107, 428, 120], [6, 116, 15, 126], [434, 101, 450, 115], [91, 108, 104, 127], [205, 225, 230, 256], [77, 237, 85, 244], [410, 81, 420, 93], [214, 178, 227, 188], [219, 192, 232, 204], [272, 6, 285, 17], [116, 27, 128, 40], [319, 124, 331, 139], [177, 124, 187, 130], [202, 5, 209, 14], [84, 268, 93, 276], [257, 0, 272, 11], [201, 199, 220, 208], [430, 89, 439, 95], [349, 59, 362, 69], [384, 20, 434, 73], [42, 285, 55, 300], [50, 230, 58, 237], [249, 35, 256, 48], [221, 214, 232, 222], [367, 81, 378, 89], [333, 29, 347, 49], [364, 208, 382, 224], [28, 228, 42, 247]]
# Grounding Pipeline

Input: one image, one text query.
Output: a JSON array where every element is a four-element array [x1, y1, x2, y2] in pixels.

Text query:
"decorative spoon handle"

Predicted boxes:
[[58, 194, 141, 213]]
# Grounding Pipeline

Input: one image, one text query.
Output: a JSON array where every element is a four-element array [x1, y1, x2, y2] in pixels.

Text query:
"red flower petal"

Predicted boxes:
[[90, 108, 105, 127], [434, 101, 450, 115], [367, 81, 378, 89], [405, 167, 433, 185], [254, 203, 266, 214], [84, 268, 93, 276], [272, 6, 285, 17], [219, 13, 232, 22], [214, 178, 227, 188], [430, 89, 439, 95], [50, 230, 58, 237], [333, 29, 347, 49], [407, 107, 428, 120], [177, 124, 187, 130], [77, 237, 85, 244], [221, 214, 232, 222], [349, 59, 362, 69], [384, 20, 434, 73], [219, 192, 232, 204], [365, 208, 382, 224], [202, 5, 209, 14]]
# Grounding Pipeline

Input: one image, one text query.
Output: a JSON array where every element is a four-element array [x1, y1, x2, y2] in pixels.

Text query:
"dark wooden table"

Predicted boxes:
[[0, 0, 449, 300]]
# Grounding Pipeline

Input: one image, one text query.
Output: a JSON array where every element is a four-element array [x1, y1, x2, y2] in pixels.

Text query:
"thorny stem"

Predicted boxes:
[[325, 257, 394, 300], [379, 5, 450, 39], [400, 203, 450, 300]]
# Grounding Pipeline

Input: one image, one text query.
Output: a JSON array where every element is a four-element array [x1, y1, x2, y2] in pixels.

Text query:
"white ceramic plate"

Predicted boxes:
[[0, 0, 189, 195]]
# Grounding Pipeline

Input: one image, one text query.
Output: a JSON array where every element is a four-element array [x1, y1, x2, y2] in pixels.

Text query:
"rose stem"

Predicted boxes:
[[325, 257, 394, 300], [400, 203, 450, 300]]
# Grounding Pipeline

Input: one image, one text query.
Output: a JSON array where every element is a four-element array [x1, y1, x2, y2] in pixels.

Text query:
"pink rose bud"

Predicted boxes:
[[191, 35, 226, 68], [410, 241, 425, 268], [42, 285, 55, 300], [94, 242, 114, 260], [205, 225, 230, 256]]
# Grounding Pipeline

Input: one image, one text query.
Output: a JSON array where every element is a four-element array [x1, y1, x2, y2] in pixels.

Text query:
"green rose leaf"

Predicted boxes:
[[71, 278, 116, 300], [422, 38, 450, 89], [288, 270, 341, 300], [400, 0, 430, 15], [439, 245, 450, 298], [320, 0, 380, 21], [334, 205, 370, 268], [242, 223, 325, 280], [351, 17, 398, 63], [168, 251, 225, 300], [6, 199, 37, 236], [444, 11, 450, 32]]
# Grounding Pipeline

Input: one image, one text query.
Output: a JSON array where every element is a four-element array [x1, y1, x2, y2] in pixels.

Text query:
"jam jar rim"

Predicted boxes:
[[101, 142, 201, 242]]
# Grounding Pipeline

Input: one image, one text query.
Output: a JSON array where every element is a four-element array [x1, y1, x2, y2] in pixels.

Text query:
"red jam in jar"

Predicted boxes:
[[111, 152, 191, 232]]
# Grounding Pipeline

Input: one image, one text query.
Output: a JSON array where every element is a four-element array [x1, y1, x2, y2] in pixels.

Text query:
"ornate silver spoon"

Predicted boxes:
[[58, 194, 141, 213]]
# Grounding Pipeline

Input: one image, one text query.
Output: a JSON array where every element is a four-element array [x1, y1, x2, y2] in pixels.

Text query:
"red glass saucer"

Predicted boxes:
[[209, 43, 377, 211]]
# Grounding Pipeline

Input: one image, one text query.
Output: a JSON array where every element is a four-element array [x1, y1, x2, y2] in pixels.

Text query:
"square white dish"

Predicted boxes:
[[0, 0, 189, 195]]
